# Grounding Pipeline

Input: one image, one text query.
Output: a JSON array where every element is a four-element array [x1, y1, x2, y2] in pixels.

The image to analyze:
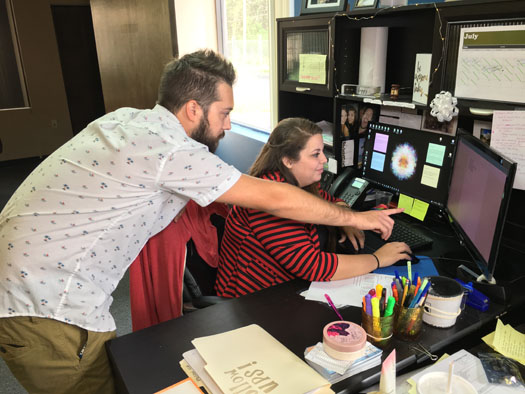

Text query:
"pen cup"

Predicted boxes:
[[361, 309, 394, 348], [394, 304, 424, 341]]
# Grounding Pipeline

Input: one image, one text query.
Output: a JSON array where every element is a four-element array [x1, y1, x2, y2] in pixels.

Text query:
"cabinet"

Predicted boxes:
[[277, 0, 525, 171]]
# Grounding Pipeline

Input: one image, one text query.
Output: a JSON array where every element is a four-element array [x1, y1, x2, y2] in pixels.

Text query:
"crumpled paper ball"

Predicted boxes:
[[429, 91, 459, 122]]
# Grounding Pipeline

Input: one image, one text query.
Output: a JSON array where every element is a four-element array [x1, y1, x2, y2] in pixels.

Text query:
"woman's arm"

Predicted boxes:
[[330, 242, 412, 281]]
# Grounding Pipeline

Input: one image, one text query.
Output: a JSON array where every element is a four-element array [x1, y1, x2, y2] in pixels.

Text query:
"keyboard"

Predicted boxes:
[[363, 219, 433, 252]]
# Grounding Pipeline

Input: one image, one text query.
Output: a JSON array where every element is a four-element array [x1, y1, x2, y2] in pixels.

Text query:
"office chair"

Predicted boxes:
[[182, 213, 230, 312]]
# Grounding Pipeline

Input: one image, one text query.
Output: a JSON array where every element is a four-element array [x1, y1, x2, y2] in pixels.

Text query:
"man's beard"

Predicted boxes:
[[191, 116, 225, 153]]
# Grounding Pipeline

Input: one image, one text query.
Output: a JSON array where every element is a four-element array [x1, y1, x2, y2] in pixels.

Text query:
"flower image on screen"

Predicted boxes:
[[391, 143, 417, 180]]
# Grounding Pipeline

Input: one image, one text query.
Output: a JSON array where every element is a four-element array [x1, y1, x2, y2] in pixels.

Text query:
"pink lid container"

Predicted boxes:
[[322, 321, 367, 361]]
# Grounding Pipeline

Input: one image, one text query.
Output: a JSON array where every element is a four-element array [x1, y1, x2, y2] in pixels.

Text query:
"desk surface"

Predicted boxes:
[[106, 278, 509, 394]]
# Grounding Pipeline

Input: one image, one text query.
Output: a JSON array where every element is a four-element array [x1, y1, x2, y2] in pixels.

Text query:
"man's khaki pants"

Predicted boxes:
[[0, 316, 116, 394]]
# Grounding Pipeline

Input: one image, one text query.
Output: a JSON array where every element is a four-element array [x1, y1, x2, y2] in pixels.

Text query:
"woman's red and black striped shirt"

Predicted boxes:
[[215, 171, 340, 298]]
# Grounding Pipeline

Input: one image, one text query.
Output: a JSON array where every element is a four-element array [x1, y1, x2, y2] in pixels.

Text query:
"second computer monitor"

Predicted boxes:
[[362, 122, 456, 207]]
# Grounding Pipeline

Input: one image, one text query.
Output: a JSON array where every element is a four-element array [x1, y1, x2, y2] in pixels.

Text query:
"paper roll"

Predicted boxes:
[[359, 27, 389, 93]]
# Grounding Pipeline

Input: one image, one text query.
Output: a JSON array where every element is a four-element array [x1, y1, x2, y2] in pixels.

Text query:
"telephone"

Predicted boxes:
[[328, 167, 369, 207]]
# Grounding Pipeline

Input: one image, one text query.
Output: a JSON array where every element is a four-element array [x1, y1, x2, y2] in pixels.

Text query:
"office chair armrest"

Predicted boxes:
[[192, 296, 230, 309]]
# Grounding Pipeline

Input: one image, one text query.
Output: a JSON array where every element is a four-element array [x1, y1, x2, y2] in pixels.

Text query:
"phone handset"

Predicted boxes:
[[328, 167, 355, 196], [329, 167, 369, 207]]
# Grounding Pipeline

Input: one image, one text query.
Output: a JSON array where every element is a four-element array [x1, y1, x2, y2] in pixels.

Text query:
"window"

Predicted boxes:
[[217, 0, 271, 132], [0, 0, 28, 110]]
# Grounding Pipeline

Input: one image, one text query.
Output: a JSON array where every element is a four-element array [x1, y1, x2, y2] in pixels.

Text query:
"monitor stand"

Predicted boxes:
[[456, 264, 510, 305]]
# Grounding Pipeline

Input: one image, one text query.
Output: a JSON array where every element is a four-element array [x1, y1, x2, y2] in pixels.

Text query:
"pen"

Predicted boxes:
[[324, 293, 343, 320], [394, 270, 400, 281], [418, 281, 432, 306], [413, 272, 419, 289], [392, 282, 398, 302], [401, 283, 408, 307], [407, 260, 412, 283], [369, 289, 376, 297], [410, 278, 428, 308]]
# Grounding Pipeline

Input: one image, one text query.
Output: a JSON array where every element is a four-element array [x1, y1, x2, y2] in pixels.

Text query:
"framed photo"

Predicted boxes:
[[421, 110, 458, 135], [300, 0, 348, 15], [473, 120, 492, 146], [340, 103, 359, 138], [354, 0, 378, 9]]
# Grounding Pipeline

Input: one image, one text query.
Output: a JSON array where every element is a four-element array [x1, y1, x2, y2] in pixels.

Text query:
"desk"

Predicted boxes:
[[106, 278, 510, 394]]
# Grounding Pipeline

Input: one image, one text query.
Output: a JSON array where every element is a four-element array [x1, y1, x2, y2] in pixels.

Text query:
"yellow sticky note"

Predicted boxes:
[[410, 199, 429, 221], [492, 319, 525, 365], [299, 54, 327, 85], [398, 194, 414, 215], [421, 164, 440, 189]]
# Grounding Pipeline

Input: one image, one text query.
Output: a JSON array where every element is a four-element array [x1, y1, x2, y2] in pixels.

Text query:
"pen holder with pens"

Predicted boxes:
[[394, 304, 424, 341], [361, 309, 394, 348]]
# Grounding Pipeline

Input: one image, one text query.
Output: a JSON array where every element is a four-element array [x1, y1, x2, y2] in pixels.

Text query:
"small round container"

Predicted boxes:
[[322, 321, 367, 361], [423, 276, 464, 328], [417, 371, 477, 394]]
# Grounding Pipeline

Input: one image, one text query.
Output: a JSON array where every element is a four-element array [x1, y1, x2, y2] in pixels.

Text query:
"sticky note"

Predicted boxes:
[[426, 143, 446, 166], [398, 194, 414, 215], [421, 164, 440, 189], [371, 151, 386, 172], [299, 54, 327, 85], [373, 133, 389, 153], [410, 199, 429, 221]]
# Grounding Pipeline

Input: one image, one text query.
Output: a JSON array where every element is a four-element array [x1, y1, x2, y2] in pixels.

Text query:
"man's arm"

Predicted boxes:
[[216, 174, 402, 239]]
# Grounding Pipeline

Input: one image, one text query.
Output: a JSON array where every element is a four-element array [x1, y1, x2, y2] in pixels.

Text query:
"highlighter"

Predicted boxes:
[[371, 297, 380, 334], [365, 294, 373, 316], [384, 296, 396, 317], [376, 284, 383, 299]]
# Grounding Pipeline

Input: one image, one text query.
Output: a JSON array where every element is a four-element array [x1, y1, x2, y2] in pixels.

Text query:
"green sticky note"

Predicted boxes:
[[398, 194, 414, 215], [410, 199, 429, 221], [426, 143, 446, 166]]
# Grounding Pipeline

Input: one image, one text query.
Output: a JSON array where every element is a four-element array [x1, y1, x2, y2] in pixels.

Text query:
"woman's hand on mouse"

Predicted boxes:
[[374, 242, 412, 267]]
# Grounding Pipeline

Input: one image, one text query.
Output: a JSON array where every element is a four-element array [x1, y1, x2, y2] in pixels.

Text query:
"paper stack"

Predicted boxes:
[[181, 324, 334, 394], [304, 341, 383, 384]]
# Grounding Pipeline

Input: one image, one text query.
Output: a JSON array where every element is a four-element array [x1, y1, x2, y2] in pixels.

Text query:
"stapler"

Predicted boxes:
[[455, 278, 489, 312]]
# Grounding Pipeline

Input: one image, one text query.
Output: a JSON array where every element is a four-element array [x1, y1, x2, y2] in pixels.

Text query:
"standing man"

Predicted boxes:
[[0, 49, 400, 393]]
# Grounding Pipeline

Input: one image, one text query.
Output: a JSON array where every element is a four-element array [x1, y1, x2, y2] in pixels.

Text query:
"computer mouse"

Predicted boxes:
[[392, 253, 420, 266]]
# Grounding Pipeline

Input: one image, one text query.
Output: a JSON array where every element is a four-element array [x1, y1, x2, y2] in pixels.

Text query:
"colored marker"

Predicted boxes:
[[407, 260, 412, 283], [376, 284, 383, 299], [371, 297, 380, 332], [384, 296, 396, 317], [365, 294, 373, 316], [394, 270, 400, 281]]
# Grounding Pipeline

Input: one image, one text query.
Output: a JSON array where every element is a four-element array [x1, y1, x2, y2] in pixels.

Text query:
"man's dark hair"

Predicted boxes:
[[157, 49, 236, 115]]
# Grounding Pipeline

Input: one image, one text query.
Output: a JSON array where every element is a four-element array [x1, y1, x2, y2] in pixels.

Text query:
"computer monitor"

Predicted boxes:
[[446, 131, 516, 283], [361, 122, 456, 207]]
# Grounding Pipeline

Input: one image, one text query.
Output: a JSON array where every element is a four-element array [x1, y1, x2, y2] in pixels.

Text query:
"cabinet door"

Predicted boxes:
[[278, 16, 334, 97]]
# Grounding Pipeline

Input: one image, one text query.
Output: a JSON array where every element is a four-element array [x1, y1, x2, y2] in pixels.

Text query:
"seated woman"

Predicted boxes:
[[215, 118, 411, 298]]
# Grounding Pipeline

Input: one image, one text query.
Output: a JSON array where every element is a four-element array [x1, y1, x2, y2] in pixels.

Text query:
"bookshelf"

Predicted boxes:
[[276, 0, 525, 289]]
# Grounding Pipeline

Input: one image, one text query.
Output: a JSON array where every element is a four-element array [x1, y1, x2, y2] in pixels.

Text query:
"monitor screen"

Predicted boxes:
[[361, 122, 456, 207], [446, 132, 516, 281]]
